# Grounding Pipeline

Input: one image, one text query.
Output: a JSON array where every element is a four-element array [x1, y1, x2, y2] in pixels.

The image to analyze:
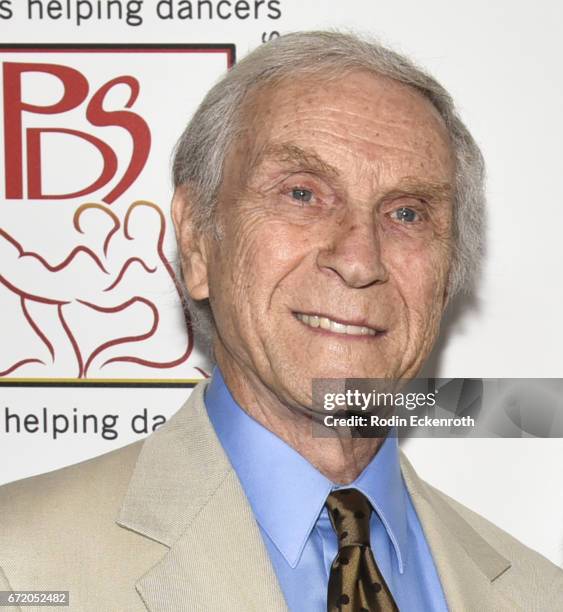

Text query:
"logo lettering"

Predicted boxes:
[[3, 62, 151, 203]]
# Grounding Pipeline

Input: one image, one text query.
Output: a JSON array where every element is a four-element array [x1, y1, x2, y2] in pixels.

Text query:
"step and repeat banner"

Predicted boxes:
[[0, 43, 231, 381], [1, 1, 562, 567]]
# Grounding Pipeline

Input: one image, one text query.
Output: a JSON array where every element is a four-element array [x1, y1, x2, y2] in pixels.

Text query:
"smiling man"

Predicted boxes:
[[1, 31, 562, 612], [174, 62, 455, 486]]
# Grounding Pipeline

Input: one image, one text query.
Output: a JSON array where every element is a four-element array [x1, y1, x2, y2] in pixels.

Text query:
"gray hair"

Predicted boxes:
[[172, 30, 485, 353]]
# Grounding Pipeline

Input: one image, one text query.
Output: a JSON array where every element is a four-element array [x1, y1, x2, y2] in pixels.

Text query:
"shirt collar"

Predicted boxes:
[[352, 427, 408, 573], [204, 367, 407, 572]]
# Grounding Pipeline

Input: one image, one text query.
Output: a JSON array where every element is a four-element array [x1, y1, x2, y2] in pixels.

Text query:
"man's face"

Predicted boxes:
[[185, 70, 454, 410]]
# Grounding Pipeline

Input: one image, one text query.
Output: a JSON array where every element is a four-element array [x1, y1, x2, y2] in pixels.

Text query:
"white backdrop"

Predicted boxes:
[[0, 0, 562, 567]]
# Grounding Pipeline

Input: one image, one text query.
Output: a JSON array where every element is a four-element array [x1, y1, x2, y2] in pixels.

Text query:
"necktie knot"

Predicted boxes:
[[325, 488, 398, 611], [326, 488, 372, 549]]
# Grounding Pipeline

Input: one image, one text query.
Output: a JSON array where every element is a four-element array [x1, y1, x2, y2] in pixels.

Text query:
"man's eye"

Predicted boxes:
[[291, 188, 314, 203], [391, 207, 420, 223]]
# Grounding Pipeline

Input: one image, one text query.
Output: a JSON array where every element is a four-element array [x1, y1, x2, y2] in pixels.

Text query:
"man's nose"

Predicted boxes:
[[316, 210, 389, 289]]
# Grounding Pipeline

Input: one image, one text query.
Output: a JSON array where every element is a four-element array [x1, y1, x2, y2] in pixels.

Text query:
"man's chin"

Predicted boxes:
[[296, 365, 396, 382], [278, 367, 397, 409]]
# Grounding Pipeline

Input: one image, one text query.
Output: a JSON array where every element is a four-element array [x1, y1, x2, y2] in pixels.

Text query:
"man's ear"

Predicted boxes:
[[442, 284, 450, 312], [171, 185, 210, 300]]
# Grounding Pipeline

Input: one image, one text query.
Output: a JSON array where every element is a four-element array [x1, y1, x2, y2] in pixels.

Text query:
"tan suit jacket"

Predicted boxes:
[[0, 380, 562, 611]]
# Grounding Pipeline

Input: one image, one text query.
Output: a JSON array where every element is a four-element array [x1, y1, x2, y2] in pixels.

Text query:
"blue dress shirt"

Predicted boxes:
[[204, 368, 449, 612]]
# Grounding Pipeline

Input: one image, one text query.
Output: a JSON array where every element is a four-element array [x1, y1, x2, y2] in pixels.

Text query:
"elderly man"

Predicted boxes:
[[0, 31, 561, 612]]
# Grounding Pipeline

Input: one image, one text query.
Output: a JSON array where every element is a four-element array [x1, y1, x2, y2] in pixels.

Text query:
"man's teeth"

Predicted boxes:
[[295, 313, 377, 336]]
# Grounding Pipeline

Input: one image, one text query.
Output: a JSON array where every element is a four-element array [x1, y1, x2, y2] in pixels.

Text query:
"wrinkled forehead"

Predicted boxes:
[[226, 69, 455, 188]]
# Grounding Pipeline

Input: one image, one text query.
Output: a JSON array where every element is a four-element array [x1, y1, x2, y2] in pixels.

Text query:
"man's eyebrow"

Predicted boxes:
[[388, 177, 454, 203], [250, 144, 453, 201], [252, 143, 340, 179]]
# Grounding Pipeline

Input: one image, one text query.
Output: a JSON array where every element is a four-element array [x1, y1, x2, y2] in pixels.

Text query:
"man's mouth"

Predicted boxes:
[[294, 312, 382, 337]]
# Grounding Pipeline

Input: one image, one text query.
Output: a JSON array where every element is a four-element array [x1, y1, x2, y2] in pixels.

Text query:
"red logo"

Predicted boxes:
[[3, 61, 151, 203], [0, 45, 234, 380]]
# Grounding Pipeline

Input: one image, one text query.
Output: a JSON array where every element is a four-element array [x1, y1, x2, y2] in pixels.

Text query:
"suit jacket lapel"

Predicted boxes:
[[116, 377, 520, 611], [116, 380, 287, 612], [400, 452, 523, 611]]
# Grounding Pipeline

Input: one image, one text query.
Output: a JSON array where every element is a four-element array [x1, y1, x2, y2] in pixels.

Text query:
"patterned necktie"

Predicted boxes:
[[326, 489, 399, 612]]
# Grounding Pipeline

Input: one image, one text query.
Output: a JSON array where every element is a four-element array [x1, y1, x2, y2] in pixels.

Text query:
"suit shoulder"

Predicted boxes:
[[0, 442, 169, 609], [428, 483, 563, 587], [0, 440, 144, 530]]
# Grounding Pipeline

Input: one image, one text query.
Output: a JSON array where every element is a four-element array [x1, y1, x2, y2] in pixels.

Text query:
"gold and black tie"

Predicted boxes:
[[326, 489, 399, 612]]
